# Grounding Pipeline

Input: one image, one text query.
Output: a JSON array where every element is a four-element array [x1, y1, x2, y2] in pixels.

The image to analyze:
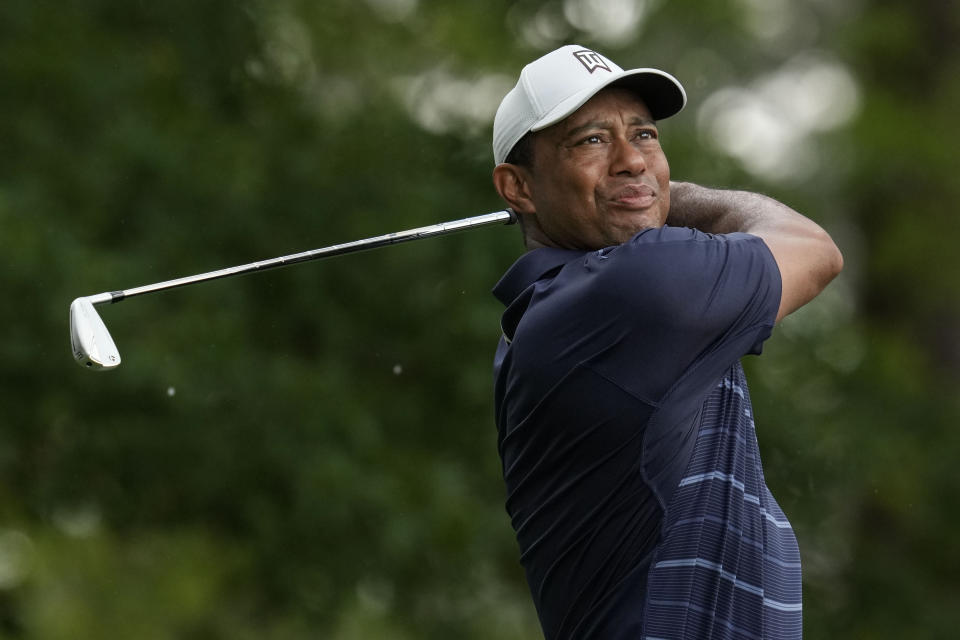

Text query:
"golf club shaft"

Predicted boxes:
[[86, 209, 516, 306]]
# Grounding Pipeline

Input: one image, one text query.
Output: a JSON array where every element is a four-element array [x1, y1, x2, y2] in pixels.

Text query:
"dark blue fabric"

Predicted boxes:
[[492, 226, 790, 639]]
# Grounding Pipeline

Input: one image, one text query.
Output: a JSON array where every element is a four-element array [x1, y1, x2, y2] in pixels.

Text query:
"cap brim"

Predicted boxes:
[[530, 68, 686, 132]]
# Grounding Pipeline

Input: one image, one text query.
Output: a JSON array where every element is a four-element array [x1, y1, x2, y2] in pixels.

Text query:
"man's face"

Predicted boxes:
[[524, 87, 671, 250]]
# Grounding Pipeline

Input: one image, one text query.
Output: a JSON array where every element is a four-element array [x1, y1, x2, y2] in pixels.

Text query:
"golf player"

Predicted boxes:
[[490, 45, 843, 639]]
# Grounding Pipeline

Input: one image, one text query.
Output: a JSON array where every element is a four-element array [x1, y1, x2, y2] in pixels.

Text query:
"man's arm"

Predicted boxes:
[[667, 181, 843, 322]]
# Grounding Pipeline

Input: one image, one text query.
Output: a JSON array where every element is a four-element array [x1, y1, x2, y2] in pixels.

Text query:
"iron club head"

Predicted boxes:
[[70, 297, 121, 370]]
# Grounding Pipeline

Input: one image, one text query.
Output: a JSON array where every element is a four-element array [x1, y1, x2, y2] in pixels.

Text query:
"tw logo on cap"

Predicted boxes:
[[573, 50, 612, 74]]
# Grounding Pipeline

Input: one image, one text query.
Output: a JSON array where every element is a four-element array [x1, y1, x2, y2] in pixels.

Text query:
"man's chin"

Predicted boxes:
[[607, 214, 667, 244]]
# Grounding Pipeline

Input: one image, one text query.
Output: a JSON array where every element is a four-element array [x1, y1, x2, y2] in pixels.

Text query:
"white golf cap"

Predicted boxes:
[[492, 45, 687, 165]]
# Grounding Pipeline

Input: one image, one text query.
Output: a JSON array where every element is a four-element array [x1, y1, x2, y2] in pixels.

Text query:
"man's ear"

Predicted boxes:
[[493, 163, 535, 215]]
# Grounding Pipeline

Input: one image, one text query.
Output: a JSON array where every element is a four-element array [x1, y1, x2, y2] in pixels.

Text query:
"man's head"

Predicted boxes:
[[492, 45, 686, 250]]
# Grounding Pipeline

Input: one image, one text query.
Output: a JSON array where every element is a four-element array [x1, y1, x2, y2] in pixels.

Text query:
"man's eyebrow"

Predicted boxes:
[[562, 117, 658, 141]]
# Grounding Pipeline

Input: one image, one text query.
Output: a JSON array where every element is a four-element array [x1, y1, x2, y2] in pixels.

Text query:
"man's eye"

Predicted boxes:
[[637, 129, 658, 140], [581, 135, 603, 145]]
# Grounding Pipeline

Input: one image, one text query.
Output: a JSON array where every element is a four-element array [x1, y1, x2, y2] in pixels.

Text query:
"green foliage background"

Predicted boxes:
[[1, 0, 957, 637]]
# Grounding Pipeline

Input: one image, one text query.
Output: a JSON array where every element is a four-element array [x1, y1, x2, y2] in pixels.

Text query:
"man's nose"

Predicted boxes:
[[609, 137, 647, 176]]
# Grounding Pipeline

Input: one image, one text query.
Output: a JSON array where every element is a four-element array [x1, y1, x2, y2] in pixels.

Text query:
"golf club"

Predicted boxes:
[[70, 208, 517, 371]]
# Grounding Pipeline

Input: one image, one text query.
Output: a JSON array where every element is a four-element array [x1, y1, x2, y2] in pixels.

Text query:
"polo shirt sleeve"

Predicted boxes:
[[581, 226, 781, 404]]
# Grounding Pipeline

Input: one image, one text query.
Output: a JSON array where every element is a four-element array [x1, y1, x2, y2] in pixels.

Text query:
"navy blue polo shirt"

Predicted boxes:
[[492, 226, 801, 639]]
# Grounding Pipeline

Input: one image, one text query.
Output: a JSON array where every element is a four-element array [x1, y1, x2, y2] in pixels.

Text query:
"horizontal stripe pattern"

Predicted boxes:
[[642, 363, 802, 639]]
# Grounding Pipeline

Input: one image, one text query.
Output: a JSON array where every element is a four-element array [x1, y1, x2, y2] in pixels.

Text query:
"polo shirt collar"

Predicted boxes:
[[493, 247, 584, 305]]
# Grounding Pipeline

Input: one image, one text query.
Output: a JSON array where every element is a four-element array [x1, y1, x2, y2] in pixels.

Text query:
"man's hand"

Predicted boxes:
[[667, 182, 843, 322]]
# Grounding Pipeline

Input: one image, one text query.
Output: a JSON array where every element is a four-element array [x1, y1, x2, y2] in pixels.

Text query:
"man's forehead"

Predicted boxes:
[[571, 87, 653, 123], [549, 87, 655, 138]]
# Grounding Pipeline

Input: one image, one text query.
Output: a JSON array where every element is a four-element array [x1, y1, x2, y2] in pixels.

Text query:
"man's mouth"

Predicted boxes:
[[611, 184, 656, 209]]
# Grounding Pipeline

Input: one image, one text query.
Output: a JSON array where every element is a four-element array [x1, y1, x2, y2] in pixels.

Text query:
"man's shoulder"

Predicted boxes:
[[619, 225, 765, 250], [580, 226, 762, 283], [493, 226, 772, 309], [586, 226, 771, 289]]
